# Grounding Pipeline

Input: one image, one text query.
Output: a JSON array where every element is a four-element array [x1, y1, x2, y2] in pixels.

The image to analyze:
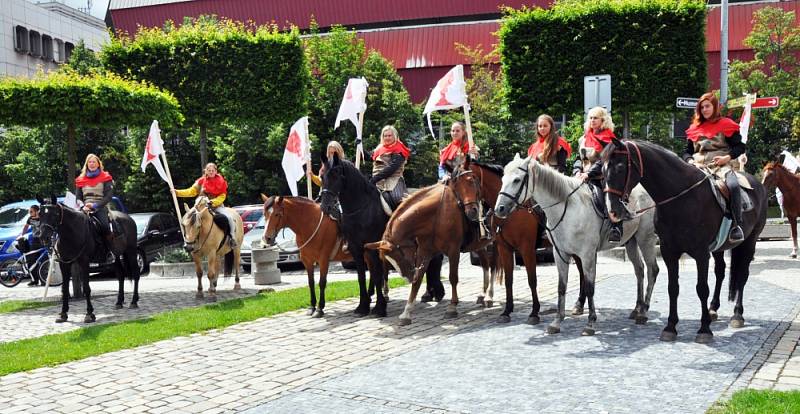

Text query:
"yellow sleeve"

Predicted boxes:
[[209, 193, 226, 208], [175, 184, 200, 198], [311, 174, 322, 187]]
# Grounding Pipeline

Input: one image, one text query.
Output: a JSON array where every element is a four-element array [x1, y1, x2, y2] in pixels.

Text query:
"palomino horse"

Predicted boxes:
[[366, 173, 490, 324], [494, 155, 659, 336], [762, 162, 800, 258], [603, 139, 767, 343], [181, 197, 244, 301], [261, 194, 353, 318], [37, 196, 139, 323]]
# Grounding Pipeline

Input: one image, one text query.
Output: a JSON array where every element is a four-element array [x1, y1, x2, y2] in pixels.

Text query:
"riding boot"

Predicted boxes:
[[727, 172, 745, 242], [609, 221, 623, 243]]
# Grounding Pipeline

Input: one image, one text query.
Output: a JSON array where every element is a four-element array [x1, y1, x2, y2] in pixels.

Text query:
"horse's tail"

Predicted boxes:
[[491, 244, 504, 285], [224, 250, 234, 276]]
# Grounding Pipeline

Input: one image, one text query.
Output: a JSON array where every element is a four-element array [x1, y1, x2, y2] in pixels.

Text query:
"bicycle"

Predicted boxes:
[[0, 245, 62, 288]]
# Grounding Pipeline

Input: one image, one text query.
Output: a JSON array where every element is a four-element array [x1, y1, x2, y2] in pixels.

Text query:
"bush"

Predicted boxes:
[[157, 248, 192, 263]]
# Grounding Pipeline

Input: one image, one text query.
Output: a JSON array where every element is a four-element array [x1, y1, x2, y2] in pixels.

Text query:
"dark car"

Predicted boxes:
[[130, 213, 184, 274], [233, 204, 264, 235]]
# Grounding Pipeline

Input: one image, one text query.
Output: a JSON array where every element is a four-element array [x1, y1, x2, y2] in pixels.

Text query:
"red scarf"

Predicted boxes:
[[372, 139, 411, 160], [527, 135, 572, 159], [75, 170, 113, 188], [685, 117, 740, 142], [439, 139, 471, 165], [196, 174, 228, 197], [583, 128, 616, 152]]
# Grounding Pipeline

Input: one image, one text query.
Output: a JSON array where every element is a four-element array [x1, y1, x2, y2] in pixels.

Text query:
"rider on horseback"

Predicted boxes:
[[75, 154, 115, 252], [369, 125, 410, 209], [439, 121, 478, 180], [172, 163, 238, 248], [527, 114, 572, 175], [310, 141, 346, 188], [683, 92, 746, 242], [575, 107, 624, 243]]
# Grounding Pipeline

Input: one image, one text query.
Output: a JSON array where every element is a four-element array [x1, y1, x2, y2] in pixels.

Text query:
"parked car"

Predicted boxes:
[[239, 216, 300, 272], [233, 204, 264, 235], [128, 212, 184, 274]]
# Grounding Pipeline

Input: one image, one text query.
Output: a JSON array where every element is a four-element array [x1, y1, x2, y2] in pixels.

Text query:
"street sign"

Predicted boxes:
[[676, 97, 699, 109], [726, 96, 746, 108], [584, 74, 611, 114], [752, 96, 780, 109]]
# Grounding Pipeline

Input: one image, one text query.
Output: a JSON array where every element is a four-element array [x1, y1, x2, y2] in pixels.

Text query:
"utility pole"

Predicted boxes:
[[720, 0, 729, 105]]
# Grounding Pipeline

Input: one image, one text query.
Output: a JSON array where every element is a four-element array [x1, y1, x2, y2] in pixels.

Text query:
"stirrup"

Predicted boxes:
[[729, 226, 744, 242], [609, 228, 622, 243]]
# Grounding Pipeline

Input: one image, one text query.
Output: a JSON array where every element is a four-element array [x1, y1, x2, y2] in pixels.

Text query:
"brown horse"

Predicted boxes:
[[762, 162, 800, 258], [261, 194, 354, 317], [181, 197, 244, 301]]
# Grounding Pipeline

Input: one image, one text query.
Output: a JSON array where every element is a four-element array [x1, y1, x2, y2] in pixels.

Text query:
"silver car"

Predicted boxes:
[[239, 216, 300, 272]]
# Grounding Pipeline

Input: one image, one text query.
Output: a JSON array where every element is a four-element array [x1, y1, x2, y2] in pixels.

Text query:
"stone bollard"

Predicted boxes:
[[251, 243, 281, 285]]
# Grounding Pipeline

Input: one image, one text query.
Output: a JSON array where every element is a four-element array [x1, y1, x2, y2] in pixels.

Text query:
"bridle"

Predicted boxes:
[[603, 140, 644, 203], [183, 204, 213, 253], [450, 168, 482, 213], [40, 203, 89, 264], [263, 199, 325, 250]]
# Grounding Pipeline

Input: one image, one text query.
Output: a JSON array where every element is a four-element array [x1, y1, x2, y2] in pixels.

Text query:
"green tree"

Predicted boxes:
[[728, 6, 800, 172]]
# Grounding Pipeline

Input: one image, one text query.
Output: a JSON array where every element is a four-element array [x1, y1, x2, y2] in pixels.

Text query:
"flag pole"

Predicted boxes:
[[355, 111, 365, 169], [463, 103, 475, 149], [305, 121, 313, 200], [160, 150, 184, 234]]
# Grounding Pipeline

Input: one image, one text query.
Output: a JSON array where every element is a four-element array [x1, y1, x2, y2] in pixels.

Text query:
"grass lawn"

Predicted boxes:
[[711, 389, 800, 413], [0, 277, 406, 376], [0, 299, 57, 314]]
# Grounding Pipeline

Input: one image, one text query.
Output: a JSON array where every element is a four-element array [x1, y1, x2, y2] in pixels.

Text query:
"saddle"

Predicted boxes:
[[212, 212, 233, 250], [709, 175, 754, 214], [588, 183, 608, 219]]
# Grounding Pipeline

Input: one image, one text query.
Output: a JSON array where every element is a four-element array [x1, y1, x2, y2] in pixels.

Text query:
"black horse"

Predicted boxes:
[[601, 139, 767, 343], [37, 196, 140, 323]]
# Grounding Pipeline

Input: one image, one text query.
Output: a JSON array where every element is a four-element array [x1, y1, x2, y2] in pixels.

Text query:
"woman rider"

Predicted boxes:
[[172, 163, 238, 248], [75, 154, 115, 251]]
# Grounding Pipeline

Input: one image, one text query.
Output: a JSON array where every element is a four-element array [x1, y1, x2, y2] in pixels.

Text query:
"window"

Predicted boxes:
[[14, 26, 28, 52], [41, 35, 53, 61], [29, 31, 41, 57], [64, 42, 74, 63], [54, 39, 65, 63]]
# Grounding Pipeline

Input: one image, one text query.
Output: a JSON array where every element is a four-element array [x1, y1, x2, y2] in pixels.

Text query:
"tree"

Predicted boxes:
[[728, 7, 800, 171], [102, 16, 309, 167], [0, 70, 183, 190]]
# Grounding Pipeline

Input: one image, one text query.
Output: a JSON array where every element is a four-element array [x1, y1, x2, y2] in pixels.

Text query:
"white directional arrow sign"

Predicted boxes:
[[676, 97, 699, 109], [752, 97, 779, 109]]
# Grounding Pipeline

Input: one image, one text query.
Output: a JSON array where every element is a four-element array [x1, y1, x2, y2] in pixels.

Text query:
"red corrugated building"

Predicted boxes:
[[106, 0, 799, 102]]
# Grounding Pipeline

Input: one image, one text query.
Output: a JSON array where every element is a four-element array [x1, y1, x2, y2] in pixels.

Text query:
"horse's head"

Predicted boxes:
[[450, 160, 482, 221], [761, 161, 779, 187], [365, 239, 417, 282], [36, 195, 60, 247], [181, 196, 212, 253], [260, 193, 285, 246], [601, 138, 643, 223], [495, 154, 533, 219], [319, 152, 346, 217]]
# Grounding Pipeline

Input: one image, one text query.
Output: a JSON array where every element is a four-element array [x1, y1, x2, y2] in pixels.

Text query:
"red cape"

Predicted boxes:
[[583, 128, 616, 152], [196, 174, 228, 197], [372, 140, 411, 160], [685, 117, 740, 142], [75, 170, 113, 188], [527, 135, 572, 159], [439, 139, 471, 165]]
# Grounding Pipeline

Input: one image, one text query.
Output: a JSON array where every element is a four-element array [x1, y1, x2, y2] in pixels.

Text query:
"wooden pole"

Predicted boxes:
[[161, 150, 185, 234], [355, 111, 365, 169], [463, 104, 475, 150], [305, 121, 313, 200]]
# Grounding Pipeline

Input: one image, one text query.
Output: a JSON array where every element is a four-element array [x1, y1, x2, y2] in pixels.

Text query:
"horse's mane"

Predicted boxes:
[[471, 161, 504, 177], [600, 139, 685, 165], [531, 160, 583, 200]]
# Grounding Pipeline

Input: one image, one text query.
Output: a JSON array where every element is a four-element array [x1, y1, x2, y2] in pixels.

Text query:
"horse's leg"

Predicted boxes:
[[81, 262, 95, 323], [730, 235, 757, 329], [520, 241, 540, 325], [303, 257, 317, 316], [421, 253, 444, 303], [129, 250, 140, 309], [638, 237, 660, 324], [352, 248, 370, 316], [624, 239, 646, 323], [315, 258, 328, 319], [581, 254, 598, 336], [207, 256, 218, 302], [56, 262, 71, 323], [694, 253, 713, 343], [660, 249, 681, 342], [547, 256, 570, 334], [444, 252, 460, 318], [497, 242, 514, 323], [571, 255, 585, 315], [194, 256, 204, 299], [233, 248, 242, 291], [478, 249, 494, 307], [709, 251, 726, 322], [790, 216, 798, 259], [398, 259, 429, 326], [115, 256, 125, 309], [368, 251, 387, 317]]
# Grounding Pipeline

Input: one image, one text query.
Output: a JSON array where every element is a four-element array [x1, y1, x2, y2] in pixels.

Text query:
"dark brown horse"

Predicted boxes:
[[762, 162, 800, 258], [261, 195, 353, 317]]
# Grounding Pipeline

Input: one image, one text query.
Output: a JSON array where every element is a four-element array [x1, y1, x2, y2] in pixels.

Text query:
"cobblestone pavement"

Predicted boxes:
[[0, 241, 798, 413]]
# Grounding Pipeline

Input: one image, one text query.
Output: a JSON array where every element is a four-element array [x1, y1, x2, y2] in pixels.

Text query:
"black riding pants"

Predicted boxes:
[[726, 171, 743, 227]]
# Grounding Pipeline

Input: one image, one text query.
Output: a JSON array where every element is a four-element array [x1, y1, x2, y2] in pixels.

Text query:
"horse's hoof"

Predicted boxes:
[[546, 325, 560, 335], [312, 310, 324, 318], [307, 308, 316, 316], [634, 316, 648, 325], [444, 310, 458, 319], [233, 284, 242, 291], [791, 253, 797, 259], [628, 310, 638, 320], [730, 317, 745, 329], [581, 327, 595, 336], [476, 296, 485, 305], [84, 313, 96, 323], [353, 307, 369, 317], [527, 316, 541, 325], [115, 303, 124, 310], [420, 293, 433, 303], [485, 300, 494, 308], [371, 307, 387, 318], [660, 330, 677, 342], [695, 333, 713, 344], [709, 310, 719, 321], [571, 306, 584, 316], [129, 303, 139, 309], [398, 317, 412, 326], [497, 314, 511, 324], [55, 313, 68, 323]]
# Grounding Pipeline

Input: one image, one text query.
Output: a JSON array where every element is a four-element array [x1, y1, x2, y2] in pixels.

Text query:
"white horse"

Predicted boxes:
[[494, 154, 659, 335]]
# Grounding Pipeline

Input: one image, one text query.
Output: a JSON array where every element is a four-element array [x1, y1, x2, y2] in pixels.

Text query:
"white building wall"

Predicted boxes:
[[1, 0, 109, 78]]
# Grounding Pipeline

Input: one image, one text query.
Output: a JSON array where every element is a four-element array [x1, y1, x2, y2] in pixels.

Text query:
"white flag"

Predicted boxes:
[[140, 120, 170, 183], [282, 116, 310, 196], [782, 150, 800, 173], [335, 77, 368, 158], [423, 65, 469, 138], [739, 97, 753, 144]]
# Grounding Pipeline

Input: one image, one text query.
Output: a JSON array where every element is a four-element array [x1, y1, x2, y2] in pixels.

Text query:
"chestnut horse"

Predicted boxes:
[[762, 162, 800, 258]]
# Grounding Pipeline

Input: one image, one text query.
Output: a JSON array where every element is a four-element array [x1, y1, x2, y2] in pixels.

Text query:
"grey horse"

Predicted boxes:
[[494, 154, 659, 336]]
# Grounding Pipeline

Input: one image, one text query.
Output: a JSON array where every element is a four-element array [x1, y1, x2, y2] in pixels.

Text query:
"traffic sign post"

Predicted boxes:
[[676, 97, 699, 109], [752, 96, 779, 109], [584, 74, 611, 114]]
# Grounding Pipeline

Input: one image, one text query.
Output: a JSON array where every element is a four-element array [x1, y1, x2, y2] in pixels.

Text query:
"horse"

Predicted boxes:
[[261, 194, 353, 318], [602, 139, 767, 343], [319, 153, 389, 317], [36, 196, 139, 323], [762, 162, 800, 258], [494, 155, 660, 336], [180, 196, 244, 301]]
